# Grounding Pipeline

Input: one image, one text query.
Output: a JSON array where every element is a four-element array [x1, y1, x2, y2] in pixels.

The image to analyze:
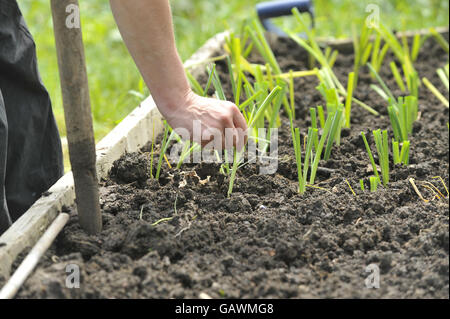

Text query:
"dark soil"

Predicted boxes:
[[15, 34, 449, 298]]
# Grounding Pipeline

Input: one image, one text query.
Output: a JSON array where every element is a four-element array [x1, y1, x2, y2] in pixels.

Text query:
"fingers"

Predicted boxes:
[[231, 104, 248, 150], [219, 102, 248, 150], [224, 125, 237, 151]]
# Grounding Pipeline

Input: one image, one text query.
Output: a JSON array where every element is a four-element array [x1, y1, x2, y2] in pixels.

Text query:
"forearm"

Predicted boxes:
[[109, 0, 190, 117]]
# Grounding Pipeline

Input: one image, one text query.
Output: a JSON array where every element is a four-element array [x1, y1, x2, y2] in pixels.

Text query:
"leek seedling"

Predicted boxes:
[[390, 61, 406, 92], [344, 72, 355, 128], [361, 132, 380, 182], [207, 64, 232, 175], [323, 106, 344, 160], [411, 34, 428, 62], [370, 33, 390, 73], [186, 70, 204, 96], [346, 179, 356, 196], [203, 63, 216, 97], [360, 179, 365, 192], [367, 63, 396, 102], [208, 64, 226, 100], [292, 128, 303, 193], [399, 141, 410, 165], [149, 121, 156, 178], [176, 141, 201, 170], [309, 108, 319, 149], [437, 65, 449, 91], [368, 63, 418, 141], [352, 22, 373, 86], [309, 111, 340, 185], [422, 77, 449, 108], [370, 176, 379, 192], [289, 70, 296, 120], [244, 22, 295, 119], [392, 139, 410, 165], [375, 23, 419, 91], [246, 19, 282, 75], [392, 139, 400, 164], [291, 127, 316, 194], [372, 129, 390, 187], [155, 120, 170, 180], [387, 95, 418, 142], [275, 70, 318, 80], [286, 8, 379, 116], [430, 27, 449, 53], [227, 86, 283, 197], [317, 105, 325, 128]]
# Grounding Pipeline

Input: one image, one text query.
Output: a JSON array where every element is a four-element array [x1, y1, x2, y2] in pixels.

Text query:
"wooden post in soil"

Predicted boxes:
[[50, 0, 102, 234]]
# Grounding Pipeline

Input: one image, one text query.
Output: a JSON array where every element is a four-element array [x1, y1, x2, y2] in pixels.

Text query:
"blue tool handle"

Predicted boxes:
[[256, 0, 314, 36], [257, 0, 313, 19]]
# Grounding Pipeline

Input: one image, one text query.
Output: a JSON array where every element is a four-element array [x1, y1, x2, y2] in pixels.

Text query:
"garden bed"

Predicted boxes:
[[10, 31, 450, 298]]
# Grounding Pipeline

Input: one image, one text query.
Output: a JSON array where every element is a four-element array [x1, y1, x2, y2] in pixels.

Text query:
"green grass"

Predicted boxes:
[[21, 0, 448, 148]]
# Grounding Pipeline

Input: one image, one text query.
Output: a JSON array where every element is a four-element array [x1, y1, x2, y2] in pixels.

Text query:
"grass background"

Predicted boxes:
[[20, 0, 448, 168]]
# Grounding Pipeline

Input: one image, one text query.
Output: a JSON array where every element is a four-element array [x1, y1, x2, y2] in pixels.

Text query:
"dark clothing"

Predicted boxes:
[[0, 0, 64, 234]]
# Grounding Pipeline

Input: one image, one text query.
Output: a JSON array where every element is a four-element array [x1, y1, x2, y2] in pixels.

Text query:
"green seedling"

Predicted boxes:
[[411, 33, 428, 62], [186, 70, 205, 96], [344, 72, 355, 128], [317, 105, 325, 128], [370, 33, 390, 73], [367, 63, 418, 142], [360, 179, 365, 192], [437, 64, 449, 91], [309, 108, 342, 185], [399, 141, 410, 165], [286, 8, 379, 116], [352, 22, 373, 86], [423, 77, 449, 108], [361, 131, 380, 182], [228, 85, 283, 197], [370, 176, 379, 192], [155, 120, 170, 180], [367, 62, 396, 102], [246, 19, 282, 75], [346, 179, 356, 196], [323, 106, 344, 160], [309, 107, 319, 149], [430, 27, 449, 53], [373, 129, 390, 187], [375, 23, 420, 91], [387, 95, 418, 142], [392, 139, 410, 165], [390, 61, 406, 92], [149, 120, 156, 179], [176, 140, 201, 170], [292, 127, 317, 194]]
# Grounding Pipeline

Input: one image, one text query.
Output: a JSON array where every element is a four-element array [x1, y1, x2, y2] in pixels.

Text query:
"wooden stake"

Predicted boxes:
[[50, 0, 102, 234], [0, 213, 70, 299]]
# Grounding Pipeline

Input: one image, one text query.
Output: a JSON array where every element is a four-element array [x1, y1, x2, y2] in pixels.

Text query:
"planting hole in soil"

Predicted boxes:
[[5, 25, 449, 299]]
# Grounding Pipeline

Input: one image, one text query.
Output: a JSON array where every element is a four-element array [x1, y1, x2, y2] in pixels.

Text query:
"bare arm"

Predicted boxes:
[[109, 0, 247, 148]]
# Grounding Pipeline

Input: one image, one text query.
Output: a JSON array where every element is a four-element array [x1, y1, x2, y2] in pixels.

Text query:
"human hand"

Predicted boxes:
[[160, 90, 248, 150]]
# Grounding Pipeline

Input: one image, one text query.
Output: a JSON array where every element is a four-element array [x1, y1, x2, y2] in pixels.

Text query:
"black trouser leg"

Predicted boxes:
[[0, 90, 11, 233], [0, 0, 64, 232]]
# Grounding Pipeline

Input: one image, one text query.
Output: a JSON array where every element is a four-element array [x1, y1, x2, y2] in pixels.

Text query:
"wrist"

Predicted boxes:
[[153, 85, 194, 119]]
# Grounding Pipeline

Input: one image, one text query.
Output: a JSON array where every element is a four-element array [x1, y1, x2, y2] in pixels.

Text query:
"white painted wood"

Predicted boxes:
[[0, 213, 70, 299]]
